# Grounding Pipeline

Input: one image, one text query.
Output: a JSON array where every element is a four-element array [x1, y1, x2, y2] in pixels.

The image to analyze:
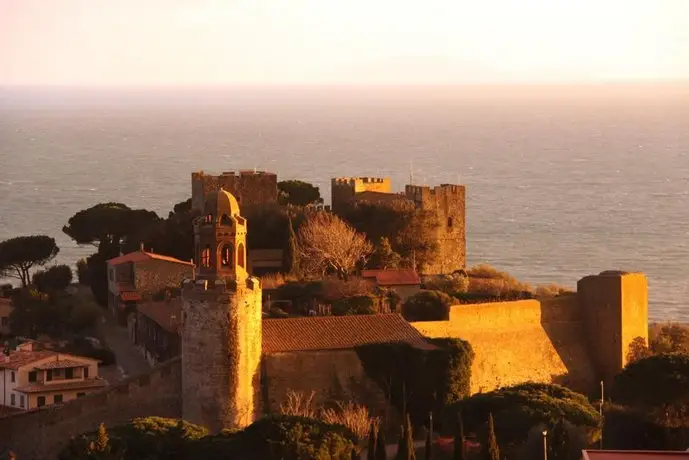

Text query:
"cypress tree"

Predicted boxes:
[[453, 411, 466, 460], [286, 216, 301, 278], [396, 413, 416, 460], [482, 414, 499, 460], [376, 425, 388, 460], [368, 420, 378, 460], [94, 422, 109, 453]]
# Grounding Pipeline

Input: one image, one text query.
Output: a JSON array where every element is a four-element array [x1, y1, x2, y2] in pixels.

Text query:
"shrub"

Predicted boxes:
[[534, 284, 573, 298], [321, 276, 374, 302], [650, 323, 689, 354], [212, 415, 359, 460], [466, 264, 532, 297], [423, 273, 469, 294], [402, 290, 454, 321], [280, 390, 317, 418], [332, 295, 377, 316], [320, 401, 376, 440], [603, 403, 689, 451], [76, 258, 90, 285], [626, 336, 651, 363], [454, 382, 601, 454]]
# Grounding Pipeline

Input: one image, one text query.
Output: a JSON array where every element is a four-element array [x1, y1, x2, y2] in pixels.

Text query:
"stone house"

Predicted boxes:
[[361, 268, 422, 301], [0, 342, 105, 411], [106, 248, 193, 327], [0, 298, 12, 336], [135, 298, 182, 366]]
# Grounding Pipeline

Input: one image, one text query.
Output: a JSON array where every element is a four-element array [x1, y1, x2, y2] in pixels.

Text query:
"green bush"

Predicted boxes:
[[402, 290, 455, 321], [59, 417, 208, 460], [603, 404, 689, 451], [331, 295, 377, 316], [453, 382, 601, 455], [357, 338, 474, 428]]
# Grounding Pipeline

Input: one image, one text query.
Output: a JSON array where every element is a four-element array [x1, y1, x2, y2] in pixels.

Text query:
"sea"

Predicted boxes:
[[1, 84, 688, 322]]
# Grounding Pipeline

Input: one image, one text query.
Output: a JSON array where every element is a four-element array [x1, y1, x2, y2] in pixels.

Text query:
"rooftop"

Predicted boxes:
[[138, 298, 182, 333], [362, 269, 422, 286], [107, 250, 193, 267], [15, 378, 107, 394], [262, 314, 435, 354], [583, 451, 689, 459], [0, 350, 98, 370]]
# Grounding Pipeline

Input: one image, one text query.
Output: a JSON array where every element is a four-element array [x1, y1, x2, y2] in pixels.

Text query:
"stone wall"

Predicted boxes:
[[0, 358, 182, 460], [331, 177, 392, 212], [192, 170, 278, 211], [135, 259, 193, 296], [412, 297, 596, 395], [261, 349, 389, 418]]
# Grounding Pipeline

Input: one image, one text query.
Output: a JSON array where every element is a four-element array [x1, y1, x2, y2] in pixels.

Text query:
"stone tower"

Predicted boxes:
[[181, 188, 263, 433]]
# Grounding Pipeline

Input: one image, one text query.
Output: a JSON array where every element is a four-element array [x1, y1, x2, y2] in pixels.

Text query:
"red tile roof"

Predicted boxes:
[[108, 250, 193, 267], [138, 298, 182, 333], [0, 351, 98, 370], [583, 451, 689, 460], [34, 358, 93, 370], [361, 269, 421, 286], [262, 314, 435, 354], [15, 378, 107, 394]]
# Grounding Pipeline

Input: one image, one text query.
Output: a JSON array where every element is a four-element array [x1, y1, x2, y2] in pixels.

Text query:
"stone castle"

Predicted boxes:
[[331, 177, 466, 275], [0, 181, 650, 459]]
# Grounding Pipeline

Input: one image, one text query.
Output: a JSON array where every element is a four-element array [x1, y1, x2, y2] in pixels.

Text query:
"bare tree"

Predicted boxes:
[[298, 212, 373, 280]]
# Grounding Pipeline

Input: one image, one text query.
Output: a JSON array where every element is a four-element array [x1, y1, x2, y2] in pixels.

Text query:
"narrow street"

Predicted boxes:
[[97, 310, 151, 382]]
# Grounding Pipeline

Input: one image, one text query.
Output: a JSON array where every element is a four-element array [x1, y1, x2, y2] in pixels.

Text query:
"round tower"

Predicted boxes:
[[181, 188, 262, 433]]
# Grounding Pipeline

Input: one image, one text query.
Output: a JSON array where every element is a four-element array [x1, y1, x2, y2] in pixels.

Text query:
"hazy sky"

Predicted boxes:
[[1, 0, 688, 85]]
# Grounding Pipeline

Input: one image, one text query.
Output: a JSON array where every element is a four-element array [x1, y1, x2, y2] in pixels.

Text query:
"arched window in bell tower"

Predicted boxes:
[[220, 244, 233, 267], [201, 245, 211, 268], [220, 214, 232, 226], [205, 214, 213, 224], [237, 243, 246, 269]]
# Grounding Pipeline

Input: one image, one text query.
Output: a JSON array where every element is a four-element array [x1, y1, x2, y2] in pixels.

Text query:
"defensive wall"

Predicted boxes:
[[0, 358, 183, 460], [191, 170, 278, 211], [412, 271, 648, 396], [330, 177, 392, 212]]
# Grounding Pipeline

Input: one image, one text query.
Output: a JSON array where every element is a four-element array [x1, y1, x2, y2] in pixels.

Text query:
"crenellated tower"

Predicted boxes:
[[181, 188, 263, 433]]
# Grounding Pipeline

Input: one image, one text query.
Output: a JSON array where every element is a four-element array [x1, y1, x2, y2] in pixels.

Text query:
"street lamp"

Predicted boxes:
[[542, 430, 548, 460], [600, 380, 605, 449]]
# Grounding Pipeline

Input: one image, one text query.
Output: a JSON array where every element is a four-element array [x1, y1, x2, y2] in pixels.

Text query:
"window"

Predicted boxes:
[[37, 396, 46, 407], [10, 371, 15, 383], [447, 217, 454, 228], [84, 367, 89, 379], [205, 213, 213, 224], [19, 395, 24, 408], [77, 392, 86, 398], [46, 370, 53, 381], [54, 394, 63, 404], [65, 367, 74, 379], [220, 245, 233, 267], [28, 371, 37, 382], [10, 394, 15, 406], [220, 214, 232, 225], [201, 245, 211, 268], [54, 368, 62, 377], [237, 243, 246, 269], [1, 316, 7, 326]]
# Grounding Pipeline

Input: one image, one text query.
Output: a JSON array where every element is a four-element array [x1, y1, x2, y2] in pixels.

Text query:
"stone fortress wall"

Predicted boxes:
[[191, 170, 278, 211], [412, 271, 648, 396]]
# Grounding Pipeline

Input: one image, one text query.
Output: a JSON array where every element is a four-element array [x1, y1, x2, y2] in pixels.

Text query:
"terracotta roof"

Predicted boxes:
[[0, 350, 57, 370], [15, 378, 107, 394], [0, 351, 98, 370], [34, 358, 93, 370], [138, 299, 182, 333], [108, 250, 193, 267], [262, 314, 435, 354], [361, 269, 421, 286], [583, 451, 689, 459]]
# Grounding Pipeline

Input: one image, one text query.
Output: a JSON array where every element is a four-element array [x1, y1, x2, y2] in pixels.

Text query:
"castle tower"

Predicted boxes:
[[181, 188, 263, 433]]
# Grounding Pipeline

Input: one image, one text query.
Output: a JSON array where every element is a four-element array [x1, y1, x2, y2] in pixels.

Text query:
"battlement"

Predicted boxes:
[[405, 183, 465, 197], [332, 176, 390, 186], [181, 276, 261, 293]]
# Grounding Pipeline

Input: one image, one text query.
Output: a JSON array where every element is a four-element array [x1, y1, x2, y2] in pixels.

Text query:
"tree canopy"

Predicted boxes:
[[278, 180, 324, 207], [454, 383, 600, 452], [62, 202, 161, 251], [297, 212, 373, 279], [0, 235, 60, 286], [32, 264, 73, 292], [613, 352, 689, 421]]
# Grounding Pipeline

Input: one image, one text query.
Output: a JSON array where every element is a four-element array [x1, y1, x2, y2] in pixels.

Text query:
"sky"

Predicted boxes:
[[1, 0, 688, 86]]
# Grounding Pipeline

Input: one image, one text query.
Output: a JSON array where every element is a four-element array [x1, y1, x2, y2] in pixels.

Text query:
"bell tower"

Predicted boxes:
[[181, 188, 262, 433]]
